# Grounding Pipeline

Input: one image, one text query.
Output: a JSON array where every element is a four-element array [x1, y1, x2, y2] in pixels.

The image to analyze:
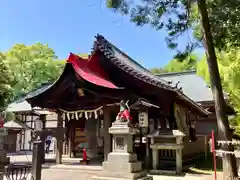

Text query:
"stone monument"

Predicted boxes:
[[92, 121, 152, 180]]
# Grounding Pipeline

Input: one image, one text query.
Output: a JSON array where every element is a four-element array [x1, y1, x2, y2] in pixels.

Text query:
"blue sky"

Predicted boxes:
[[1, 0, 203, 68]]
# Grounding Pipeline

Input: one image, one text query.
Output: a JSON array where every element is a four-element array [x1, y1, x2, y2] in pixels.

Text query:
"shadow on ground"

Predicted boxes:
[[186, 154, 222, 175]]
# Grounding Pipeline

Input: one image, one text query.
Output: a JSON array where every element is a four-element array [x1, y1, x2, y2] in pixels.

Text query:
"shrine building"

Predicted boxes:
[[22, 34, 214, 173]]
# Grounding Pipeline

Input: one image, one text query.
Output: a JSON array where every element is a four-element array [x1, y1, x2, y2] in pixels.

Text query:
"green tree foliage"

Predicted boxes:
[[2, 43, 89, 103], [106, 0, 240, 53], [150, 54, 198, 74], [149, 67, 167, 74], [198, 48, 240, 111], [106, 0, 200, 57], [197, 48, 240, 132], [0, 53, 13, 109], [4, 43, 65, 100], [192, 0, 240, 50], [164, 54, 197, 72]]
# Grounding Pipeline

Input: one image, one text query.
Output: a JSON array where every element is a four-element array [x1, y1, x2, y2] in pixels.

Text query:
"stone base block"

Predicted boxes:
[[92, 170, 152, 180], [109, 123, 136, 135], [103, 161, 142, 173], [108, 152, 137, 162]]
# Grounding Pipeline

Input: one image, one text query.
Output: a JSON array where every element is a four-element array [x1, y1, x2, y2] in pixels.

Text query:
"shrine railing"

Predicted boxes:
[[5, 163, 32, 180], [159, 150, 175, 161]]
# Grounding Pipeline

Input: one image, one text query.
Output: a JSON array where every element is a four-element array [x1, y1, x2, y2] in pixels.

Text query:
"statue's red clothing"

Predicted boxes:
[[0, 118, 4, 128], [117, 109, 132, 122]]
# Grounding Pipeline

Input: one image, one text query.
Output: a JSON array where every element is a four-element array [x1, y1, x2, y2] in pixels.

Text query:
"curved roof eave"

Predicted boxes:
[[67, 53, 123, 89], [93, 34, 209, 116], [25, 52, 124, 105]]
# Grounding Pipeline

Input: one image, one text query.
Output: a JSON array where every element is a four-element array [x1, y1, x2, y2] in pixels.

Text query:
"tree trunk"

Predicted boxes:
[[197, 0, 238, 179]]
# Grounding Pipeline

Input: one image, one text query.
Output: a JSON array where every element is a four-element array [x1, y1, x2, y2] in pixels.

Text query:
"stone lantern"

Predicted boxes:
[[92, 121, 152, 180]]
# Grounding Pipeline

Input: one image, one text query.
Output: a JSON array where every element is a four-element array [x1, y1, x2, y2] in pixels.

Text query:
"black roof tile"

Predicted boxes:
[[94, 34, 209, 115]]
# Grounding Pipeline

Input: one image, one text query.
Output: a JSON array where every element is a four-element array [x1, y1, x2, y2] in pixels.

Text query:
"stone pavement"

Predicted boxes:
[[40, 169, 215, 180], [4, 168, 217, 180], [6, 152, 218, 180]]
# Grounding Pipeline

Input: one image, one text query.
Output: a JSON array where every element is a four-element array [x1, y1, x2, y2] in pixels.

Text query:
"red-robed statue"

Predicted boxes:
[[0, 117, 4, 128], [116, 100, 133, 126]]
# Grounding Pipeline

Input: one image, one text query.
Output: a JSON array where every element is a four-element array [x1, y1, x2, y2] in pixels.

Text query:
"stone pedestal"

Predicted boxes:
[[0, 128, 9, 180], [92, 122, 152, 180]]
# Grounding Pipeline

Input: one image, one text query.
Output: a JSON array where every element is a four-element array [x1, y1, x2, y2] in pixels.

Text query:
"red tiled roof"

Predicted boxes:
[[67, 52, 119, 89]]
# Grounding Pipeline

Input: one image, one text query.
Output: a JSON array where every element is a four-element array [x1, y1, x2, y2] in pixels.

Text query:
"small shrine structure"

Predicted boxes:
[[4, 120, 30, 153]]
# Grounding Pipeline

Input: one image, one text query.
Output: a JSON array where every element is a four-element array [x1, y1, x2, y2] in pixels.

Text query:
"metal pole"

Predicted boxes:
[[211, 130, 217, 180], [31, 139, 42, 180]]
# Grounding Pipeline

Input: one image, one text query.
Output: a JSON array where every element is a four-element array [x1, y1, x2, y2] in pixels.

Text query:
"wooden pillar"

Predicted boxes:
[[176, 149, 182, 174], [152, 149, 159, 170], [204, 135, 208, 161], [62, 141, 66, 155], [39, 114, 46, 164], [62, 120, 67, 155], [68, 134, 72, 157], [103, 107, 112, 161], [145, 138, 150, 169], [72, 126, 76, 157], [176, 137, 183, 174], [56, 112, 63, 164], [30, 115, 34, 150], [31, 140, 42, 180]]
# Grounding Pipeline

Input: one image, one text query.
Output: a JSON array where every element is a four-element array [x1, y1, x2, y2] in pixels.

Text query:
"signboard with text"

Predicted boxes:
[[138, 112, 148, 127]]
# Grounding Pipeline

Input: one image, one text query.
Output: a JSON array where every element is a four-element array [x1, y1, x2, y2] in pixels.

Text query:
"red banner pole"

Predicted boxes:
[[212, 130, 217, 180]]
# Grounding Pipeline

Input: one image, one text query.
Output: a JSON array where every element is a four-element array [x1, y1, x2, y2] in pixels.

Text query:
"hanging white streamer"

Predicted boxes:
[[212, 140, 240, 156], [62, 114, 66, 121], [75, 112, 78, 120], [217, 140, 240, 146], [66, 112, 70, 120], [89, 112, 92, 118], [94, 111, 98, 119], [215, 150, 235, 155], [59, 106, 104, 120], [79, 112, 82, 118], [100, 109, 103, 115]]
